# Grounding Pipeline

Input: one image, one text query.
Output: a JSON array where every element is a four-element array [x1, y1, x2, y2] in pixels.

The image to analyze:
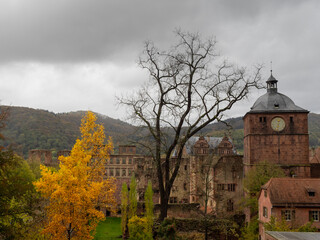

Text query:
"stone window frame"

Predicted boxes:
[[169, 197, 178, 204], [282, 209, 295, 221], [227, 183, 236, 192], [263, 206, 268, 218], [217, 184, 225, 191], [183, 183, 187, 191], [310, 210, 320, 222], [227, 199, 234, 211]]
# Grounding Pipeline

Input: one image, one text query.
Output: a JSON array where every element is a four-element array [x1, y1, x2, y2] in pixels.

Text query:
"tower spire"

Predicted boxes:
[[266, 63, 278, 93]]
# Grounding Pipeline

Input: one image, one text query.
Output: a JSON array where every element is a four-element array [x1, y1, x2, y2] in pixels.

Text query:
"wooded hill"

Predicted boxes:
[[1, 106, 320, 157]]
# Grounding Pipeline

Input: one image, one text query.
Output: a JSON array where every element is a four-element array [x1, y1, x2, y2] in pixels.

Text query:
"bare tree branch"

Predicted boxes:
[[119, 30, 262, 220]]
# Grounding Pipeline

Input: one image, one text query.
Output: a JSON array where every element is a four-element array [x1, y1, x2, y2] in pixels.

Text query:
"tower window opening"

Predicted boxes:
[[260, 117, 266, 123], [290, 117, 294, 123]]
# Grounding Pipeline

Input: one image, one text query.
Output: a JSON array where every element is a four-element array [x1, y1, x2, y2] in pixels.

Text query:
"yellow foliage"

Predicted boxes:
[[34, 111, 116, 240]]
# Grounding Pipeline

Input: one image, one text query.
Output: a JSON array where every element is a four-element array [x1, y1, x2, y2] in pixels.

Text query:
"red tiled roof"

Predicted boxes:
[[261, 178, 320, 206]]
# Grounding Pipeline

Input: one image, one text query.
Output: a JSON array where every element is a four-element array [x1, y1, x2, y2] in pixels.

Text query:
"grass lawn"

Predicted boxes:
[[94, 217, 122, 240]]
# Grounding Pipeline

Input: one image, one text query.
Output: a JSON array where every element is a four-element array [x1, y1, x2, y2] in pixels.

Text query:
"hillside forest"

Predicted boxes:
[[1, 106, 320, 158]]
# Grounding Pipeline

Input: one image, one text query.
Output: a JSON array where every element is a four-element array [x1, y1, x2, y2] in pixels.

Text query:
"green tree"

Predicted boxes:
[[121, 183, 129, 239], [128, 216, 152, 240], [0, 151, 38, 239], [241, 161, 285, 240], [128, 175, 137, 219], [144, 181, 154, 237]]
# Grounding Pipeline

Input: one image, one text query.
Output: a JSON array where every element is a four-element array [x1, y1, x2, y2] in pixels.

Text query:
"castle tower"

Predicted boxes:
[[243, 72, 310, 177]]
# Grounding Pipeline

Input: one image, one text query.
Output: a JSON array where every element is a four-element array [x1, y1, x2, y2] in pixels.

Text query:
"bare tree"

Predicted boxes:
[[119, 30, 262, 220]]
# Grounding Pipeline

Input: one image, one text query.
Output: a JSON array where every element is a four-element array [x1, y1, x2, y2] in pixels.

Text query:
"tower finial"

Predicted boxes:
[[267, 61, 278, 93]]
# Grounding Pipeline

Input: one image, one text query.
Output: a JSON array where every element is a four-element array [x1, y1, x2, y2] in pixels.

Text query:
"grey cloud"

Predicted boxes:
[[1, 0, 312, 63], [0, 0, 319, 117], [0, 0, 200, 63]]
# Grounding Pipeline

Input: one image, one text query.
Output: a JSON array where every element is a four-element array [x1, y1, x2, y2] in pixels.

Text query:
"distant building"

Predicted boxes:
[[309, 147, 320, 178], [103, 136, 242, 218], [258, 178, 320, 240], [213, 154, 244, 217]]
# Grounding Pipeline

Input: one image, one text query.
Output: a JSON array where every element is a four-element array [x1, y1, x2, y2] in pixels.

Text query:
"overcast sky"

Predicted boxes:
[[0, 0, 319, 121]]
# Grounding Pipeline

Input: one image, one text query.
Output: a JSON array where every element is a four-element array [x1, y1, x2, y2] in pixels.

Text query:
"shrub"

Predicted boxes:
[[156, 219, 178, 240], [177, 232, 204, 240], [128, 216, 152, 240]]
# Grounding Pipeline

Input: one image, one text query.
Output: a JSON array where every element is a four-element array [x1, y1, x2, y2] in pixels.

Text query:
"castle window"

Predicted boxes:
[[122, 158, 126, 164], [290, 117, 294, 123], [263, 207, 268, 218], [309, 211, 319, 221], [232, 167, 236, 178], [122, 169, 126, 176], [217, 184, 225, 191], [260, 117, 266, 122], [184, 165, 187, 171], [109, 169, 114, 176], [227, 199, 233, 211], [169, 197, 178, 203], [128, 168, 132, 177], [282, 210, 295, 221], [110, 158, 113, 164], [227, 184, 236, 192], [128, 158, 132, 164], [264, 190, 267, 197], [116, 168, 120, 176], [183, 183, 187, 191], [116, 158, 120, 164], [307, 188, 315, 197]]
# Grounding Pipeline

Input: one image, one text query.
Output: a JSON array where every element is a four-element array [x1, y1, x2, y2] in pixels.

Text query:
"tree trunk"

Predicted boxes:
[[159, 194, 169, 221]]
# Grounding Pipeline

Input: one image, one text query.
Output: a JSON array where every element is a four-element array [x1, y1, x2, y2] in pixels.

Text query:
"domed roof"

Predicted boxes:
[[249, 73, 308, 113], [250, 92, 307, 113]]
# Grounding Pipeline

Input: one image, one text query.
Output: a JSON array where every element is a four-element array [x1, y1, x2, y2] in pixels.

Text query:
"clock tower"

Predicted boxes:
[[243, 72, 310, 177]]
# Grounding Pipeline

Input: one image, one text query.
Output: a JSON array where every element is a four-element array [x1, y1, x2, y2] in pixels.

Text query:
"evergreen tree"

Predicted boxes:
[[128, 175, 137, 219], [121, 183, 129, 239], [144, 181, 154, 236]]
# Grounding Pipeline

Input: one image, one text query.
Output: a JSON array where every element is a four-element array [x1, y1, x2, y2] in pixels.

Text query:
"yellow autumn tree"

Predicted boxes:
[[34, 111, 116, 240]]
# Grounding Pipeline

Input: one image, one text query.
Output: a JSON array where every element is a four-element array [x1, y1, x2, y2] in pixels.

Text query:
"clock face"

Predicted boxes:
[[271, 117, 286, 131]]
